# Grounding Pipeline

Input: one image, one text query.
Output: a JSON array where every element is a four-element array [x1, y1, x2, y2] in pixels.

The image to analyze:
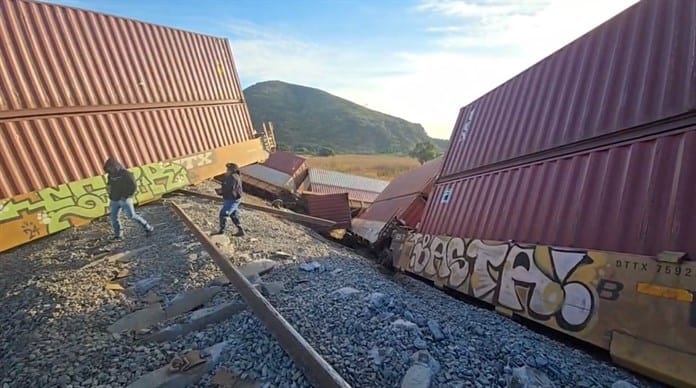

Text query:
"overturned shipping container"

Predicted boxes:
[[0, 0, 269, 252], [303, 168, 389, 209], [393, 1, 696, 386], [352, 157, 442, 244]]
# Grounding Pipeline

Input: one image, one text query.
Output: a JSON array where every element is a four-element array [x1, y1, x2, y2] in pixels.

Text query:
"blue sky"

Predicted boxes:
[[47, 0, 639, 139]]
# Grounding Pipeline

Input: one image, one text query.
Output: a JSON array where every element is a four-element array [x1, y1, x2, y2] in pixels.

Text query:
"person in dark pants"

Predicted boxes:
[[103, 157, 154, 240], [214, 162, 245, 236]]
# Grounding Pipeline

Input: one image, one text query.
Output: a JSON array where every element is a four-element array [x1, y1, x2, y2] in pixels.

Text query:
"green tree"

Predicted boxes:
[[409, 141, 440, 164], [317, 146, 336, 156]]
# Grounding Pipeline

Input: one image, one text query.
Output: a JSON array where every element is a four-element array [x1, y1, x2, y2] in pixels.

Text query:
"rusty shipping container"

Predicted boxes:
[[352, 194, 426, 244], [306, 183, 380, 205], [352, 158, 442, 243], [420, 129, 696, 260], [0, 0, 256, 199], [439, 0, 696, 180], [261, 151, 308, 188], [374, 157, 442, 202], [303, 192, 351, 231]]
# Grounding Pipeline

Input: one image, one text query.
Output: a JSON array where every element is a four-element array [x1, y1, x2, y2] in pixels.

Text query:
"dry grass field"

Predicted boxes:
[[305, 154, 421, 181]]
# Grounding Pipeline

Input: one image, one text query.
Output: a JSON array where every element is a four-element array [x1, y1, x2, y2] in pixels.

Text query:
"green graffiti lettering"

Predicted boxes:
[[1, 161, 191, 235], [44, 177, 110, 233]]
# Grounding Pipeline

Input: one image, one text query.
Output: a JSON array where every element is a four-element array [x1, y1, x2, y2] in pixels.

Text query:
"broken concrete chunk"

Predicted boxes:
[[392, 319, 418, 330], [133, 277, 161, 296], [107, 305, 166, 334], [299, 261, 321, 272], [141, 292, 162, 304], [426, 320, 445, 341], [144, 303, 246, 342], [508, 366, 555, 388], [366, 292, 388, 309], [259, 281, 285, 297], [411, 350, 440, 375], [400, 363, 432, 388], [331, 287, 361, 299], [413, 338, 427, 350], [127, 341, 228, 388], [164, 286, 222, 318], [239, 259, 276, 278]]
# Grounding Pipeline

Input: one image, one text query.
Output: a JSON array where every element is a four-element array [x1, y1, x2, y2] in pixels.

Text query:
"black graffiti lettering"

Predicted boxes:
[[21, 222, 40, 239], [657, 264, 662, 273], [686, 268, 692, 277], [617, 260, 649, 271], [665, 266, 672, 274], [597, 279, 624, 301]]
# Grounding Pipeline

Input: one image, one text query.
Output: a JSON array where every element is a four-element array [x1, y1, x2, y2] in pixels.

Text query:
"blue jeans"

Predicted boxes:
[[110, 197, 152, 237], [219, 198, 241, 230]]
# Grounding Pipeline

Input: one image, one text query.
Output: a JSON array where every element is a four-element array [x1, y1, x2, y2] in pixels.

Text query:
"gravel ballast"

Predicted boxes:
[[0, 185, 660, 388]]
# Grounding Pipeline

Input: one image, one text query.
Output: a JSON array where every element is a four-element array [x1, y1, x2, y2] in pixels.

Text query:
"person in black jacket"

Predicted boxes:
[[103, 157, 154, 240], [214, 162, 245, 236]]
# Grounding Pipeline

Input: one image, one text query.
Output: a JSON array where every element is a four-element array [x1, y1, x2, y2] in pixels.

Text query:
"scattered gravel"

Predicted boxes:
[[0, 183, 664, 388]]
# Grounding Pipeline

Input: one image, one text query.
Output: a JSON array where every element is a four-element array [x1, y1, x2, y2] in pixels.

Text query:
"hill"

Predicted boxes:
[[243, 80, 449, 154]]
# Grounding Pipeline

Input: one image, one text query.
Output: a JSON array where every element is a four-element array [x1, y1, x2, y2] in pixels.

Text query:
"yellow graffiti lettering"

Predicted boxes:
[[408, 234, 602, 333]]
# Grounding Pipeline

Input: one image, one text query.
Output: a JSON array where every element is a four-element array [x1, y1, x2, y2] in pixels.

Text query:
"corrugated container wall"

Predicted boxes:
[[420, 129, 696, 260], [304, 192, 351, 230], [373, 157, 442, 203], [0, 0, 255, 199], [308, 168, 389, 194], [308, 183, 380, 204], [240, 164, 295, 192], [440, 0, 696, 179], [262, 151, 308, 188]]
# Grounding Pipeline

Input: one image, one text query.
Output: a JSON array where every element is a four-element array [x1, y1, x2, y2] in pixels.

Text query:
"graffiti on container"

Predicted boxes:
[[406, 234, 611, 333], [0, 162, 192, 237]]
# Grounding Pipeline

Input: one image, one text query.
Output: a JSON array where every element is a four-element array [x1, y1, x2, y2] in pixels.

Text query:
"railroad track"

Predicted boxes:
[[0, 188, 656, 388]]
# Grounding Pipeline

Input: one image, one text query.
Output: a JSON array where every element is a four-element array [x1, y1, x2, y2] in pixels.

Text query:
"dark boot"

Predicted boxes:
[[233, 225, 245, 237]]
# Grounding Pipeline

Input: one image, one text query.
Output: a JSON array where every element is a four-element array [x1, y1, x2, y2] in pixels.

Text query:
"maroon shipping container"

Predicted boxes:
[[420, 129, 696, 259], [304, 192, 351, 231], [440, 0, 696, 180], [262, 151, 308, 188], [0, 0, 255, 198], [1, 105, 253, 197], [307, 183, 380, 204], [0, 0, 245, 113], [352, 158, 442, 243], [374, 157, 442, 202]]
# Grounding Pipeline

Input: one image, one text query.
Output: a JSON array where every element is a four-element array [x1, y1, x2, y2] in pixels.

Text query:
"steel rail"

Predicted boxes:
[[168, 201, 351, 388], [175, 189, 337, 228]]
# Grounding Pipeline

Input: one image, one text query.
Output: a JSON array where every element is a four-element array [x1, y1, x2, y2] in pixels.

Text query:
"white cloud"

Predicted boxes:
[[225, 0, 640, 140]]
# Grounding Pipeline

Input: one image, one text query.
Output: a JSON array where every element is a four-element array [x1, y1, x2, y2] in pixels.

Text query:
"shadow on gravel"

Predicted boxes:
[[0, 202, 237, 387]]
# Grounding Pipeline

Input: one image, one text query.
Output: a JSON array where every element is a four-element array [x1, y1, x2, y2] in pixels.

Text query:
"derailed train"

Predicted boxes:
[[355, 0, 696, 386]]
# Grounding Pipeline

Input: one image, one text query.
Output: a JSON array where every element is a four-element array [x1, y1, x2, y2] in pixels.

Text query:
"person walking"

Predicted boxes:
[[103, 157, 154, 240], [214, 162, 245, 236]]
